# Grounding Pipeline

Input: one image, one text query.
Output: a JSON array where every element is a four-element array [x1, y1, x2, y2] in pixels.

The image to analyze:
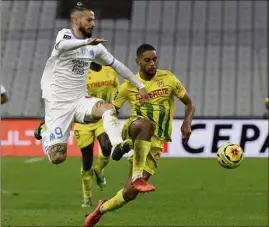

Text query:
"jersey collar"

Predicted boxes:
[[71, 29, 82, 39], [137, 70, 157, 82]]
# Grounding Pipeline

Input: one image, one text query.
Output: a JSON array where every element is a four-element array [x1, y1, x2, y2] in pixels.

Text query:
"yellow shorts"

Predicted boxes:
[[122, 116, 165, 175], [74, 120, 104, 149]]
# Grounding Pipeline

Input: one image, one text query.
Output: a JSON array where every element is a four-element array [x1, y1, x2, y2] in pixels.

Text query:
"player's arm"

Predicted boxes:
[[94, 44, 148, 104], [55, 30, 106, 51], [180, 92, 195, 123], [112, 81, 128, 114], [172, 76, 195, 144], [1, 85, 8, 104], [265, 97, 269, 110]]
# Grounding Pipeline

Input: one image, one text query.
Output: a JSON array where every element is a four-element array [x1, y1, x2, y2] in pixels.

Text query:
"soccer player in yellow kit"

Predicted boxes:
[[84, 44, 195, 226], [73, 62, 119, 207]]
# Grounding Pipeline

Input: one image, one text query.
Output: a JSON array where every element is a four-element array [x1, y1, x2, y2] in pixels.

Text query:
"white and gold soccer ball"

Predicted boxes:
[[217, 142, 244, 169]]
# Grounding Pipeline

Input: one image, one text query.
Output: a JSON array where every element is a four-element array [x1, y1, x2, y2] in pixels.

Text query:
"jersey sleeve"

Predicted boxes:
[[55, 29, 72, 49], [171, 73, 186, 99], [112, 81, 129, 109], [93, 44, 144, 89], [54, 29, 88, 51], [93, 44, 115, 66]]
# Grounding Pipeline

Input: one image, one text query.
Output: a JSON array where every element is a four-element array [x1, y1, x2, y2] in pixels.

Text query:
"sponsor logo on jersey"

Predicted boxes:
[[71, 59, 89, 75], [63, 34, 72, 40], [136, 88, 169, 100], [87, 80, 113, 89]]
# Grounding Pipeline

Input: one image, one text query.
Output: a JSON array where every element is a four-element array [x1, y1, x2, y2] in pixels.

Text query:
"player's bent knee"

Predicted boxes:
[[131, 119, 156, 140], [92, 101, 115, 119], [48, 143, 67, 164], [94, 100, 113, 111]]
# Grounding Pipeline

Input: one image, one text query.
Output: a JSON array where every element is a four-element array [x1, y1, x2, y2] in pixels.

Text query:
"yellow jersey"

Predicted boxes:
[[113, 69, 186, 141], [86, 66, 119, 103]]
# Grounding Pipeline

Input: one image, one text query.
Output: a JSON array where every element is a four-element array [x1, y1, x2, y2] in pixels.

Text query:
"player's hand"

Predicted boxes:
[[265, 98, 269, 109], [87, 38, 108, 45], [138, 87, 149, 106], [181, 120, 192, 144]]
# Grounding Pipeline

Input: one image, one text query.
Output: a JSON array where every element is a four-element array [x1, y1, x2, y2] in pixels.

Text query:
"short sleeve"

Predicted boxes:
[[172, 74, 186, 99], [112, 81, 129, 109]]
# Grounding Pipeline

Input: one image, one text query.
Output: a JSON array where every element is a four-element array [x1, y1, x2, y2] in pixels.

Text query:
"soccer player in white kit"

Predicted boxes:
[[34, 3, 148, 164]]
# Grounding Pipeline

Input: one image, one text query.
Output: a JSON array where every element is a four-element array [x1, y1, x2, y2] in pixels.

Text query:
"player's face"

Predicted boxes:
[[137, 50, 158, 76], [79, 10, 95, 38]]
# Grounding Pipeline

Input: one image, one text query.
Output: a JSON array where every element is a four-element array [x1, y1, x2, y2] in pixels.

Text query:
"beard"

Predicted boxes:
[[146, 68, 157, 76], [79, 26, 92, 38]]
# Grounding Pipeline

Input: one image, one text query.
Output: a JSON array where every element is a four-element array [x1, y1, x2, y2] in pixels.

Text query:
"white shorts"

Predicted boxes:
[[44, 96, 102, 146]]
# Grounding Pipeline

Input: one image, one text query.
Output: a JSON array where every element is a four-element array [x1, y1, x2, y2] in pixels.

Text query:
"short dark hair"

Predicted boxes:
[[70, 2, 91, 15], [136, 44, 156, 56]]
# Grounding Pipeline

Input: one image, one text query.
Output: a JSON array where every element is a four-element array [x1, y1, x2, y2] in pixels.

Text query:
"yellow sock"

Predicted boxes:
[[81, 168, 93, 201], [94, 152, 110, 172], [132, 140, 151, 181], [100, 189, 127, 213]]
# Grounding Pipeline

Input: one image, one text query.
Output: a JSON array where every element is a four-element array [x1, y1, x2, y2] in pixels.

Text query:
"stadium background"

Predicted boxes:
[[1, 1, 268, 226], [1, 0, 268, 117], [1, 0, 268, 157]]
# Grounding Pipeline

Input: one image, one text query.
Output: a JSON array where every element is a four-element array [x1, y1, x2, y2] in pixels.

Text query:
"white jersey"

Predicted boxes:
[[41, 28, 115, 102]]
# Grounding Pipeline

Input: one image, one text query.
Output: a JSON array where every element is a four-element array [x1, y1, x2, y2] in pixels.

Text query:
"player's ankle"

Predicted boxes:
[[99, 205, 106, 214], [131, 172, 143, 182]]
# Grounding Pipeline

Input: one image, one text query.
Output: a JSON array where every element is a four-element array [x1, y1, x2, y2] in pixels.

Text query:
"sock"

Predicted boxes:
[[81, 168, 94, 201], [100, 189, 127, 213], [102, 109, 123, 147], [94, 152, 110, 173], [132, 140, 151, 182]]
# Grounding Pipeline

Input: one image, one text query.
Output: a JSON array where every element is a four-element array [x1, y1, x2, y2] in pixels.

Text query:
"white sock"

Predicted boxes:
[[102, 109, 123, 147], [132, 172, 143, 182]]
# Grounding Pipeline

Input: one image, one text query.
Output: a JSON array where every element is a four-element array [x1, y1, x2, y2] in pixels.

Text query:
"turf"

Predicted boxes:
[[1, 157, 268, 226]]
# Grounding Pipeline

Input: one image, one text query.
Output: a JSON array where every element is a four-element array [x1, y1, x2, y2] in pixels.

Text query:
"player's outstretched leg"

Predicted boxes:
[[84, 169, 151, 227], [91, 101, 133, 157], [115, 117, 156, 192]]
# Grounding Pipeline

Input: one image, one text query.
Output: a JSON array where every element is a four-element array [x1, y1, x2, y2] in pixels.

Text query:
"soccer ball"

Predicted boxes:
[[217, 142, 244, 169]]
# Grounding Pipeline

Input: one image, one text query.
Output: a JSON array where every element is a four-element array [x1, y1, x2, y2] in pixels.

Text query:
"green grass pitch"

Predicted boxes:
[[2, 157, 268, 226]]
